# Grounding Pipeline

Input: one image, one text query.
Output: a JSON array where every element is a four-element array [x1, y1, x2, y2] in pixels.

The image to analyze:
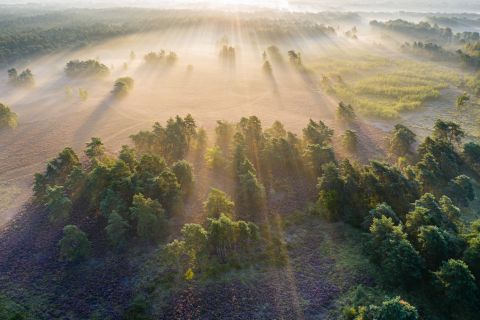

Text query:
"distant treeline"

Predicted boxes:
[[0, 8, 344, 67], [370, 19, 480, 43]]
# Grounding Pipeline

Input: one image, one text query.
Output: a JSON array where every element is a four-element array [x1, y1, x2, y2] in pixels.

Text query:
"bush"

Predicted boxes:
[[58, 225, 91, 262]]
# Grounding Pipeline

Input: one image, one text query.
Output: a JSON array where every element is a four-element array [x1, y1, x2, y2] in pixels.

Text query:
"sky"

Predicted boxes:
[[0, 0, 479, 13]]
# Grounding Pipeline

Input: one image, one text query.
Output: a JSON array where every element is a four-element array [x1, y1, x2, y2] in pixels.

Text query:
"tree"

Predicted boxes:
[[262, 60, 272, 74], [203, 188, 235, 218], [205, 146, 225, 170], [434, 259, 479, 317], [119, 145, 137, 171], [8, 68, 34, 87], [317, 163, 344, 221], [388, 124, 416, 157], [337, 102, 356, 121], [45, 185, 72, 222], [172, 160, 194, 196], [215, 120, 235, 154], [433, 119, 464, 145], [342, 130, 358, 153], [112, 77, 134, 97], [376, 297, 419, 320], [65, 59, 109, 78], [129, 194, 167, 242], [456, 92, 470, 108], [288, 50, 302, 65], [181, 223, 208, 258], [303, 119, 333, 146], [85, 137, 105, 162], [304, 144, 336, 177], [417, 225, 460, 269], [58, 225, 91, 262], [369, 216, 424, 287], [464, 236, 480, 283], [448, 175, 475, 206], [362, 202, 400, 230], [463, 142, 480, 171], [105, 211, 130, 249], [0, 103, 18, 129]]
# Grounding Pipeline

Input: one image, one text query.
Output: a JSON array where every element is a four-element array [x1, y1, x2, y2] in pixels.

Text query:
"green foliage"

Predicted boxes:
[[368, 216, 424, 287], [144, 50, 178, 65], [112, 77, 134, 97], [0, 103, 18, 129], [388, 124, 416, 157], [375, 296, 419, 320], [205, 146, 226, 170], [303, 119, 334, 146], [337, 102, 356, 121], [434, 259, 479, 317], [342, 130, 358, 153], [457, 92, 470, 108], [235, 165, 265, 220], [45, 185, 72, 222], [433, 119, 465, 145], [130, 115, 197, 161], [305, 144, 336, 176], [464, 236, 480, 283], [317, 163, 343, 221], [448, 175, 475, 206], [7, 68, 34, 87], [34, 147, 80, 200], [172, 160, 194, 196], [129, 194, 167, 243], [215, 120, 235, 154], [362, 203, 400, 230], [58, 225, 91, 262], [203, 188, 235, 218], [105, 210, 130, 249], [165, 214, 260, 279], [0, 296, 27, 320], [417, 225, 461, 269], [65, 59, 109, 78], [85, 137, 106, 162]]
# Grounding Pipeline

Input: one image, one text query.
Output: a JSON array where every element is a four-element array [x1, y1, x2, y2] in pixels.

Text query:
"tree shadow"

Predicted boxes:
[[73, 95, 116, 146]]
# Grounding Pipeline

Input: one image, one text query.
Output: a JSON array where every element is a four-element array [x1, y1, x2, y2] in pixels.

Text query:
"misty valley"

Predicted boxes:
[[0, 3, 480, 320]]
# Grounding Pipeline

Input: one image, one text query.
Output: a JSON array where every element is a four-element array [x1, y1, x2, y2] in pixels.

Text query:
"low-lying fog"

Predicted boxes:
[[2, 1, 480, 13]]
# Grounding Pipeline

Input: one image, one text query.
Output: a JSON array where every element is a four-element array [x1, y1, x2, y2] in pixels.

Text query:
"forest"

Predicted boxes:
[[1, 3, 480, 320]]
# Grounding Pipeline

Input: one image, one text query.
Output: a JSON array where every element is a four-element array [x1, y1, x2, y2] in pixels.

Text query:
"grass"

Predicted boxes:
[[315, 54, 462, 118]]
